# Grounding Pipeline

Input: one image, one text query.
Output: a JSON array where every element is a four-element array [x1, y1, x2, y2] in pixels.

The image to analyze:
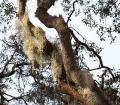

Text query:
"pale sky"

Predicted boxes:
[[0, 0, 119, 81], [1, 0, 119, 73], [1, 0, 120, 104]]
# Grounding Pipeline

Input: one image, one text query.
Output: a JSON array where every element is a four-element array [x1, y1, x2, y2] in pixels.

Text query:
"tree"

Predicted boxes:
[[0, 0, 120, 105]]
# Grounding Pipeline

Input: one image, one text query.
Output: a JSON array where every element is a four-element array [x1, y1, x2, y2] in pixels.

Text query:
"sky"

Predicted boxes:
[[0, 0, 120, 104], [0, 0, 119, 79], [0, 0, 119, 69], [1, 0, 119, 82]]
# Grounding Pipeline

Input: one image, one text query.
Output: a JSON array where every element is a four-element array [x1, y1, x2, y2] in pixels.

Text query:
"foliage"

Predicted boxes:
[[0, 0, 16, 33], [62, 0, 120, 43], [0, 0, 120, 105]]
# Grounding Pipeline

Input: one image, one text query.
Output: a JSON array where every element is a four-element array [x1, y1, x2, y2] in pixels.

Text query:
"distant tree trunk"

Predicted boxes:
[[17, 0, 112, 105]]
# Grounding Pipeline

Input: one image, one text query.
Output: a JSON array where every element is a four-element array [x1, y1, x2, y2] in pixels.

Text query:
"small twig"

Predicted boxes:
[[101, 70, 107, 89], [0, 90, 6, 104], [0, 39, 11, 47], [69, 27, 86, 40], [3, 49, 16, 72], [67, 0, 78, 23], [89, 67, 102, 71], [94, 80, 103, 87], [3, 92, 28, 104], [102, 66, 115, 80]]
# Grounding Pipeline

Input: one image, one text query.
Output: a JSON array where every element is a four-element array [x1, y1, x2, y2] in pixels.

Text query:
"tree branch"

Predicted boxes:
[[17, 0, 26, 19], [0, 62, 29, 78], [36, 0, 78, 73], [18, 0, 112, 104], [67, 0, 78, 23], [69, 28, 115, 80], [2, 92, 28, 105], [2, 49, 16, 72], [57, 80, 88, 104]]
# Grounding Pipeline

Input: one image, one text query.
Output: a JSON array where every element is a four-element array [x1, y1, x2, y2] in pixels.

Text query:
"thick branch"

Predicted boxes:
[[36, 1, 78, 74], [35, 0, 57, 28], [57, 81, 86, 104], [36, 0, 77, 72], [58, 81, 111, 105]]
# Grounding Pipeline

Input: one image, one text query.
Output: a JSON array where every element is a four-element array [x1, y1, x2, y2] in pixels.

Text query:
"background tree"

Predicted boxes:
[[0, 0, 120, 105]]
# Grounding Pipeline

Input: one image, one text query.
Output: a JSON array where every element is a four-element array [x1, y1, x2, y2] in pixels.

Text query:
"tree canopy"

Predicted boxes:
[[0, 0, 120, 105]]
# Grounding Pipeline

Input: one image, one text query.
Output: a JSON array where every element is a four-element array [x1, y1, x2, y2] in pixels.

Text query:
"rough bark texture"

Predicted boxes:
[[17, 0, 112, 105]]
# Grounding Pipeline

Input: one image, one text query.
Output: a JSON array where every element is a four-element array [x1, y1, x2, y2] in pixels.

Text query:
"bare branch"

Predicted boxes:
[[0, 90, 6, 105], [0, 62, 29, 78], [2, 49, 16, 72], [69, 28, 103, 66], [69, 28, 115, 80], [67, 0, 78, 23], [0, 70, 15, 78], [2, 92, 29, 105]]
